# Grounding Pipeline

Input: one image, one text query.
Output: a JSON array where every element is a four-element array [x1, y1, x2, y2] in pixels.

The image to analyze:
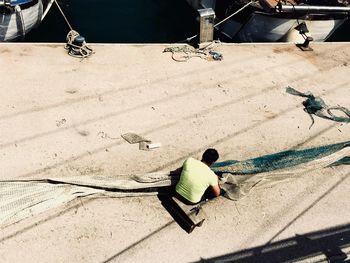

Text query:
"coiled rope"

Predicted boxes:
[[163, 41, 223, 62], [65, 30, 94, 58], [54, 0, 93, 58], [167, 1, 255, 61]]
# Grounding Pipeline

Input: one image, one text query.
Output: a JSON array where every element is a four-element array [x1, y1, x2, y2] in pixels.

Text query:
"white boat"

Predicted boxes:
[[185, 0, 350, 42], [0, 0, 54, 41]]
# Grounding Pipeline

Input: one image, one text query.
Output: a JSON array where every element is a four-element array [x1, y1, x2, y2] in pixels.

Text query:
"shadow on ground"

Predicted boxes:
[[158, 193, 193, 233], [196, 223, 350, 263]]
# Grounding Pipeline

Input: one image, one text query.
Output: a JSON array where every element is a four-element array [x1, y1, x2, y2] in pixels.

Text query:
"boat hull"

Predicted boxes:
[[185, 0, 348, 42], [227, 13, 346, 42], [0, 0, 53, 41]]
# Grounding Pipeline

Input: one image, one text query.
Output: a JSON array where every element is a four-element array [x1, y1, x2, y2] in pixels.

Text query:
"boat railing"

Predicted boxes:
[[276, 4, 350, 14], [0, 0, 32, 7]]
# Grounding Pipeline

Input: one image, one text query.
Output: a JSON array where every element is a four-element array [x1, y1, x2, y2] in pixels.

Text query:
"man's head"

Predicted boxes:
[[201, 148, 219, 166]]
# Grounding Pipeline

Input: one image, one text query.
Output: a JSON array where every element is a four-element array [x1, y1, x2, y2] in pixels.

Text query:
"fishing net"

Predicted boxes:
[[0, 141, 349, 228], [286, 87, 350, 129]]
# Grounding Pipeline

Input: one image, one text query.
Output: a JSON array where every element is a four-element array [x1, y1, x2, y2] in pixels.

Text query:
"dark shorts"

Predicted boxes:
[[174, 192, 199, 206], [174, 188, 224, 205]]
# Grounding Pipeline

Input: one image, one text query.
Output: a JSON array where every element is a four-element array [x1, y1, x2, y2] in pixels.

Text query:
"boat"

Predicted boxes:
[[185, 0, 350, 42], [0, 0, 54, 41]]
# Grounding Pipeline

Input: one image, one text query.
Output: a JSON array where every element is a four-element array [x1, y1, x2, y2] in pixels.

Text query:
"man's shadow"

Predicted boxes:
[[157, 167, 197, 233], [157, 191, 195, 233]]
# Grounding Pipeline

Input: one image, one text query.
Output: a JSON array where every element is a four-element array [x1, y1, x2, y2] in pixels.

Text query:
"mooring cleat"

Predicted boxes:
[[297, 36, 314, 51]]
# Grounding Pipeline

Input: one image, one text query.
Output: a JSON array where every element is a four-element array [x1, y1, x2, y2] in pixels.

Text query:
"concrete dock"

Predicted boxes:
[[0, 43, 349, 262]]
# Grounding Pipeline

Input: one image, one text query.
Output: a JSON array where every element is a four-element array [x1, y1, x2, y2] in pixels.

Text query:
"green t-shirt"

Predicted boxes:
[[176, 157, 218, 203]]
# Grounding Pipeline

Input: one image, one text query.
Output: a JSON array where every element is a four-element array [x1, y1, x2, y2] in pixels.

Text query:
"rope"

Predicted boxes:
[[214, 1, 254, 28], [65, 30, 94, 58], [286, 86, 350, 129], [177, 1, 255, 44], [54, 0, 73, 31], [54, 0, 94, 58], [163, 41, 223, 62]]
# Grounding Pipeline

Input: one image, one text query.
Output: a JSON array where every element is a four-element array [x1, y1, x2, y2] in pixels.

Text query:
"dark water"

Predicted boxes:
[[24, 0, 198, 43], [24, 0, 349, 43]]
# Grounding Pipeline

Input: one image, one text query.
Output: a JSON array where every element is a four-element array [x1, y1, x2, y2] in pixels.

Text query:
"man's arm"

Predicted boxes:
[[210, 184, 221, 197]]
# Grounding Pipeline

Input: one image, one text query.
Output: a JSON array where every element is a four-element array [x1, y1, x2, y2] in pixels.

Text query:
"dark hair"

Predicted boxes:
[[201, 148, 219, 164]]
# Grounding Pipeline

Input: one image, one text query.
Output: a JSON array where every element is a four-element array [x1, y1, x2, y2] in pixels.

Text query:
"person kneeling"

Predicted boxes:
[[175, 148, 221, 205]]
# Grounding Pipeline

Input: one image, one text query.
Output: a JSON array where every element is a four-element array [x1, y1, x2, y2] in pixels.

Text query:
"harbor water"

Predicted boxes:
[[25, 0, 350, 43], [25, 0, 198, 43]]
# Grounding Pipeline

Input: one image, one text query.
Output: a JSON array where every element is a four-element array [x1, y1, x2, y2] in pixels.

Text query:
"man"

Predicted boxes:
[[175, 148, 221, 205]]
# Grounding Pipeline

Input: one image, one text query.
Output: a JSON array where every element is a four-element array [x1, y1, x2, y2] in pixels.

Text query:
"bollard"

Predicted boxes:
[[198, 8, 215, 44]]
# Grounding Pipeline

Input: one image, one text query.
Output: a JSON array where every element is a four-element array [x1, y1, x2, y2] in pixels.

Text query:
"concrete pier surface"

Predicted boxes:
[[0, 43, 349, 262]]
